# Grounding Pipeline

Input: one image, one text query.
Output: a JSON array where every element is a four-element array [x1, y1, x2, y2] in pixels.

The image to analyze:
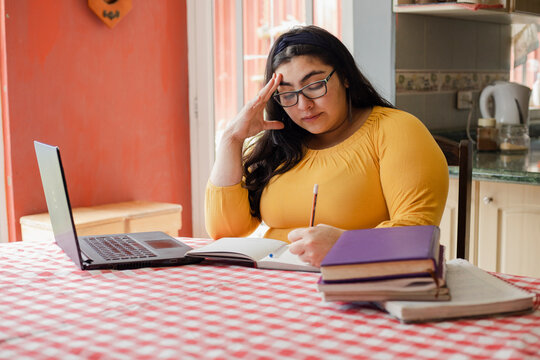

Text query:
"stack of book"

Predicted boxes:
[[317, 225, 449, 302]]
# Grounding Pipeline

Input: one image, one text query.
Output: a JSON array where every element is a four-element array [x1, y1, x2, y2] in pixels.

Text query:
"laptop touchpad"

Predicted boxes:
[[145, 239, 184, 249]]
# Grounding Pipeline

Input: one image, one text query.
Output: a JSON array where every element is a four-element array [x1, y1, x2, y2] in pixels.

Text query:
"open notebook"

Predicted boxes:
[[186, 237, 319, 272]]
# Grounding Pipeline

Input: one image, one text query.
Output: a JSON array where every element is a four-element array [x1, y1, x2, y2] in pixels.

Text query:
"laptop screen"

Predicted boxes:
[[34, 141, 83, 268]]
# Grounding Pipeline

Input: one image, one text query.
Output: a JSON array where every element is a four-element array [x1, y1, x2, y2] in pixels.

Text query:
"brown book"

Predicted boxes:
[[322, 287, 450, 302]]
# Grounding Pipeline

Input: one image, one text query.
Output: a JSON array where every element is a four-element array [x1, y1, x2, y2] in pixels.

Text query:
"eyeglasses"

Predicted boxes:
[[273, 69, 336, 108]]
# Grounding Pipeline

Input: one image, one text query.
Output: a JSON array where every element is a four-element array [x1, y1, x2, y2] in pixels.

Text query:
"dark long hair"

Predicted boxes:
[[243, 25, 394, 220]]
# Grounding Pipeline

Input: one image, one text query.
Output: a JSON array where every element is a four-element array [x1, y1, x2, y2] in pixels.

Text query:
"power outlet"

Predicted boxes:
[[457, 91, 473, 110]]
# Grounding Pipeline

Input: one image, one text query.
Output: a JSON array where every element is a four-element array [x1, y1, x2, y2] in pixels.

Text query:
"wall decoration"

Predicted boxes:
[[88, 0, 132, 29]]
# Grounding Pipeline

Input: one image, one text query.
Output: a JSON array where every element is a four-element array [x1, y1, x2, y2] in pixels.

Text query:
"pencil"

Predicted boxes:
[[309, 184, 318, 227]]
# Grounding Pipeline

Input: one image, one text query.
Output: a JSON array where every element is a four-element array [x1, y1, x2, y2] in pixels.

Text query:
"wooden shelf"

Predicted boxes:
[[20, 201, 183, 242], [394, 2, 540, 25]]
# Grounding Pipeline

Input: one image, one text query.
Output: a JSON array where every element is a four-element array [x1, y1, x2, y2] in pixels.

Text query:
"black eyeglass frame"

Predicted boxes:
[[273, 69, 336, 108]]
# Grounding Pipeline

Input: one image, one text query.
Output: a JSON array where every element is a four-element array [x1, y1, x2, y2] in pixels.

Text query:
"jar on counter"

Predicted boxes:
[[499, 153, 530, 171], [476, 117, 498, 151], [499, 124, 530, 153]]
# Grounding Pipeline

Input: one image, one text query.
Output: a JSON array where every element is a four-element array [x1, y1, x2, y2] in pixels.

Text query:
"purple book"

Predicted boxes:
[[320, 245, 446, 284], [320, 226, 441, 282]]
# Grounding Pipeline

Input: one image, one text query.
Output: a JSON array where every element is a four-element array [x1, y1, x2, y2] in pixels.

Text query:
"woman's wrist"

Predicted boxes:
[[220, 125, 246, 149], [210, 126, 245, 187]]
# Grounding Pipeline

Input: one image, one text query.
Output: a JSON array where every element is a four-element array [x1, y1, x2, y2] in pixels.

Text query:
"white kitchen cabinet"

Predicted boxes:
[[476, 180, 540, 277], [440, 178, 540, 277]]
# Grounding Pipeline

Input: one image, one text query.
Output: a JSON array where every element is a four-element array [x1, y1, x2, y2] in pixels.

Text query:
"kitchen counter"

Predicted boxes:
[[448, 137, 540, 185]]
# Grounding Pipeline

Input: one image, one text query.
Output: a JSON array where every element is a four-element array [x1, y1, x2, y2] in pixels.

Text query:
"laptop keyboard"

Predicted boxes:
[[85, 236, 158, 261]]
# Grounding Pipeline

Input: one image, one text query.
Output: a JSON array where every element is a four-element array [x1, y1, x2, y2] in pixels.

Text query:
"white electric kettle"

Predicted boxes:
[[479, 81, 531, 126]]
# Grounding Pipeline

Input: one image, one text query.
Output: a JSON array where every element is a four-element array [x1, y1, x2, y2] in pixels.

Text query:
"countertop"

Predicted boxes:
[[460, 141, 540, 185], [433, 129, 540, 185]]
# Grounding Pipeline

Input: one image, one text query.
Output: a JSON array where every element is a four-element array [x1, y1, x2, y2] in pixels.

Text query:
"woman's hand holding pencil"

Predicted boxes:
[[288, 184, 345, 267]]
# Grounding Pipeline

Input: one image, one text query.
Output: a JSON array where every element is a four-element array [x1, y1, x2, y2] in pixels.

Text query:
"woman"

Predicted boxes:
[[205, 25, 448, 267]]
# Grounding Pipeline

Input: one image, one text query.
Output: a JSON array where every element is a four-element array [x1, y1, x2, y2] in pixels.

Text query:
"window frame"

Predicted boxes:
[[187, 0, 215, 237]]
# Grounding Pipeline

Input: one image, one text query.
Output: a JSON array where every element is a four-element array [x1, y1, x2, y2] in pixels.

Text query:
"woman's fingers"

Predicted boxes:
[[287, 225, 344, 267], [288, 239, 304, 255], [253, 73, 282, 105], [229, 72, 283, 140], [262, 120, 284, 131], [247, 73, 282, 112], [288, 228, 307, 255], [262, 73, 282, 102], [288, 227, 306, 243]]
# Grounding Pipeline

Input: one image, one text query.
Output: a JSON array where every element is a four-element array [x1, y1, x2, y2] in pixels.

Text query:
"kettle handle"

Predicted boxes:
[[479, 85, 495, 118]]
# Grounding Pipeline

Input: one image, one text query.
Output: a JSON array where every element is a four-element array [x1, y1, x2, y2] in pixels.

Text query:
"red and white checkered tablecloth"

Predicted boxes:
[[1, 238, 540, 360]]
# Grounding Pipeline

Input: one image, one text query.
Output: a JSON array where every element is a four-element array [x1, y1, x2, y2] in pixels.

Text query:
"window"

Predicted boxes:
[[213, 0, 341, 147], [188, 0, 342, 237], [510, 24, 540, 108]]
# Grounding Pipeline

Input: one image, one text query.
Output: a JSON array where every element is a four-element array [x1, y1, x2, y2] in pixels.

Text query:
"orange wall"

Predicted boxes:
[[2, 0, 192, 241]]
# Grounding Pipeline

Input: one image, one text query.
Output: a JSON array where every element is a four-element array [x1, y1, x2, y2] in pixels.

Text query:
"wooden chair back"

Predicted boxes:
[[433, 136, 472, 260]]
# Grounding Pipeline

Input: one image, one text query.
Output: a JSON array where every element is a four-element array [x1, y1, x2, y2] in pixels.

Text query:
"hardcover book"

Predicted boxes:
[[321, 287, 450, 302], [317, 274, 444, 293], [318, 245, 448, 302], [320, 225, 441, 282]]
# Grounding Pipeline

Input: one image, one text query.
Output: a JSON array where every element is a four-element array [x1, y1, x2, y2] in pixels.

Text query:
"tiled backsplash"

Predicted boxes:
[[396, 70, 509, 93], [395, 13, 511, 131]]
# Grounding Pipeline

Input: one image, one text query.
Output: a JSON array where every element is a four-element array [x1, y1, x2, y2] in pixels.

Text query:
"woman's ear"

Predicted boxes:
[[344, 78, 349, 88]]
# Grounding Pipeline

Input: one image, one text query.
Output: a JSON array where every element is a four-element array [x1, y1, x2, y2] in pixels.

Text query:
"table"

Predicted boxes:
[[1, 239, 540, 360]]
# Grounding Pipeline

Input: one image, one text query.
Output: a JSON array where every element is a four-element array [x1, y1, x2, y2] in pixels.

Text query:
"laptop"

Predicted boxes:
[[33, 141, 202, 270]]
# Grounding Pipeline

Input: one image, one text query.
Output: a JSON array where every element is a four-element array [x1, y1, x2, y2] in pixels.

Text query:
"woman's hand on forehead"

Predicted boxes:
[[225, 73, 285, 143]]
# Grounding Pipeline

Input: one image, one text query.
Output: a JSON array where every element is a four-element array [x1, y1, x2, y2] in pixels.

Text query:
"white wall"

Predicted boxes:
[[350, 0, 396, 104]]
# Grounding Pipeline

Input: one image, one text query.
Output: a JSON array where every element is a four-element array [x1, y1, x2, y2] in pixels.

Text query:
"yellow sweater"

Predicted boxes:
[[205, 106, 449, 242]]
